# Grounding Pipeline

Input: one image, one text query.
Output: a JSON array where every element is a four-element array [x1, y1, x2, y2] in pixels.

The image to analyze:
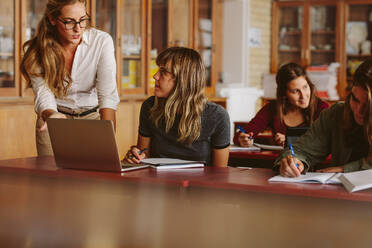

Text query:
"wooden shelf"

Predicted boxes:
[[122, 55, 141, 60], [0, 53, 13, 57], [283, 31, 301, 35], [279, 49, 301, 53], [311, 49, 335, 53], [347, 54, 372, 58], [311, 30, 335, 35]]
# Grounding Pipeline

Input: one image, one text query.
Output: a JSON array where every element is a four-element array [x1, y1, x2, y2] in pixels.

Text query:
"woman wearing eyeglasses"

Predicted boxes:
[[124, 47, 230, 167], [20, 0, 119, 156]]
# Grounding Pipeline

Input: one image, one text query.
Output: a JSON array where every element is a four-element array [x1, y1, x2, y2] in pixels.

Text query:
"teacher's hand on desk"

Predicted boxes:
[[40, 110, 67, 132], [238, 132, 254, 147], [280, 155, 305, 177]]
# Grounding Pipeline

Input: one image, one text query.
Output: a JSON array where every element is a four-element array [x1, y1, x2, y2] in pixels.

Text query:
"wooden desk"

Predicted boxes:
[[229, 149, 332, 169], [229, 150, 279, 168], [1, 157, 372, 247]]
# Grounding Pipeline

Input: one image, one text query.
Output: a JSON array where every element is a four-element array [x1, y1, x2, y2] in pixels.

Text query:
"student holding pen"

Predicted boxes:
[[275, 58, 372, 177], [234, 62, 329, 147], [124, 47, 230, 166]]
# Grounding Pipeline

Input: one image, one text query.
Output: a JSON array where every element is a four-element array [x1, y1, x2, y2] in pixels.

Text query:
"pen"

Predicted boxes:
[[129, 148, 148, 159], [288, 143, 299, 168], [237, 125, 252, 139], [237, 125, 246, 133]]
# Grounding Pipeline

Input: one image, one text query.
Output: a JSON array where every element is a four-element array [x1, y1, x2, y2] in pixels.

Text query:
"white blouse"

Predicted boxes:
[[31, 28, 120, 115]]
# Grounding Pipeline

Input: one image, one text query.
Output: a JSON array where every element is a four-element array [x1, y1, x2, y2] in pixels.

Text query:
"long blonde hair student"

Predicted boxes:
[[20, 0, 87, 98], [150, 47, 207, 144]]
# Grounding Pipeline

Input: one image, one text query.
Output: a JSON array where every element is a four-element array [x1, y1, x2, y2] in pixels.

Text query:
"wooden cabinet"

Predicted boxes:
[[272, 0, 345, 97], [272, 1, 341, 71], [0, 0, 18, 96], [344, 1, 372, 90], [0, 0, 223, 98], [90, 0, 222, 97]]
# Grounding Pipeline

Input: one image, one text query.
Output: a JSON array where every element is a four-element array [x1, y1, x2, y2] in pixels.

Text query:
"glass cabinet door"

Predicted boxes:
[[198, 0, 213, 88], [25, 0, 46, 41], [95, 0, 116, 40], [309, 5, 337, 66], [0, 0, 15, 94], [22, 0, 47, 96], [345, 4, 372, 81], [120, 0, 144, 93], [277, 5, 303, 68], [150, 0, 168, 90], [170, 0, 190, 47]]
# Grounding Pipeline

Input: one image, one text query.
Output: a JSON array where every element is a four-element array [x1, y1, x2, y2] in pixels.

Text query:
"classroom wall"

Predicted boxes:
[[248, 0, 271, 89]]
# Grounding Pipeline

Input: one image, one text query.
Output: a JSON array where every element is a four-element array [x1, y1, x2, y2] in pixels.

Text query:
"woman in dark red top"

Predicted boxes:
[[234, 62, 329, 147]]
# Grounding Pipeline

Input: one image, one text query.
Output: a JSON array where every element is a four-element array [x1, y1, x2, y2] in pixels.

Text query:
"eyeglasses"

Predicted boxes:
[[158, 66, 174, 77], [56, 17, 90, 30]]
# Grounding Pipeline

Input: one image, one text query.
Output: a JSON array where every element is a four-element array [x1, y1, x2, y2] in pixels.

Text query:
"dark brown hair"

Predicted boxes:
[[344, 58, 372, 149], [275, 62, 319, 126]]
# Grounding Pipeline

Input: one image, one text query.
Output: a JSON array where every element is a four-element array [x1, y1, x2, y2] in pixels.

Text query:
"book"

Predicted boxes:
[[229, 145, 261, 152], [338, 169, 372, 192], [141, 158, 205, 170], [120, 162, 150, 172], [253, 143, 283, 151], [268, 172, 342, 184]]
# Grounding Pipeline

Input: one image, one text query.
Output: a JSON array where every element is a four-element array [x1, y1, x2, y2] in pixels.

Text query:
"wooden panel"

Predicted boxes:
[[0, 104, 37, 159], [115, 100, 142, 159], [0, 100, 143, 160]]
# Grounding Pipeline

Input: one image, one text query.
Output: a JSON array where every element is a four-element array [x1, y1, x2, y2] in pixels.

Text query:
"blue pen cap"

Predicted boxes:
[[237, 125, 246, 133]]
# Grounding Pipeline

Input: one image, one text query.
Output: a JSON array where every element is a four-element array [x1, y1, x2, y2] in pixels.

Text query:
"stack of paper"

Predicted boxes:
[[229, 145, 261, 152], [141, 158, 205, 170], [339, 169, 372, 192], [253, 143, 283, 151]]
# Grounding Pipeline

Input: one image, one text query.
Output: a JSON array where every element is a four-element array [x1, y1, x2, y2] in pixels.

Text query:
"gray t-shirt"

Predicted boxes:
[[139, 96, 230, 165]]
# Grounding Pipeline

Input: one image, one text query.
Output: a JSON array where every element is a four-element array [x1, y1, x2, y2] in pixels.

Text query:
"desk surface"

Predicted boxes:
[[0, 156, 371, 203], [1, 157, 372, 247], [229, 150, 279, 160]]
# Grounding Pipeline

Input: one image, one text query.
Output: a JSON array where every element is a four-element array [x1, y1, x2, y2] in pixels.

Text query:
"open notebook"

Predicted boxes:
[[268, 172, 342, 184]]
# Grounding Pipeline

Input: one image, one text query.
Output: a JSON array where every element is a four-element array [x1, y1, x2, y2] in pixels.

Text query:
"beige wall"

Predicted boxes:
[[248, 0, 272, 89]]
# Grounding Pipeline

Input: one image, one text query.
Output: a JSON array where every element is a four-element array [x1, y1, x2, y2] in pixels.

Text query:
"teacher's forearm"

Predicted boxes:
[[41, 109, 58, 121], [99, 108, 116, 131]]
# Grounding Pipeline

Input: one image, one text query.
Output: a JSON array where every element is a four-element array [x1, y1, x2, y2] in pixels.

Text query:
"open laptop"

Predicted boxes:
[[285, 127, 309, 147], [47, 119, 149, 172]]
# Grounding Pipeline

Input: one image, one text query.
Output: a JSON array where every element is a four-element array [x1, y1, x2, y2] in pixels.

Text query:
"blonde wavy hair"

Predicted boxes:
[[150, 47, 207, 144], [20, 0, 87, 98]]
